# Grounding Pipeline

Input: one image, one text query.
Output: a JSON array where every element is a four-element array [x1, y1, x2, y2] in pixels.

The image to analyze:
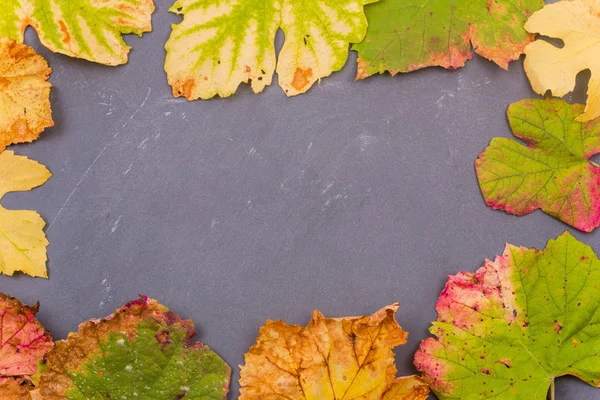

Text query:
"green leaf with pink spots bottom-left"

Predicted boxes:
[[415, 232, 600, 399]]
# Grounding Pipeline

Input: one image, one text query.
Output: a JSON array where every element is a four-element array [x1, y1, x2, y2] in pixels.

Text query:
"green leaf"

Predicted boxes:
[[31, 296, 230, 400], [0, 0, 155, 65], [475, 98, 600, 232], [353, 0, 543, 79], [415, 232, 600, 399], [164, 0, 377, 100]]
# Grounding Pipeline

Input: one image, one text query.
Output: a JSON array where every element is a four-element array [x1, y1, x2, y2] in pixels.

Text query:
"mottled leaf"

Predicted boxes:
[[0, 151, 51, 278], [31, 295, 230, 400], [476, 99, 600, 232], [524, 0, 600, 122], [0, 38, 53, 151], [353, 0, 543, 78], [165, 0, 377, 99], [415, 232, 600, 399], [239, 303, 429, 400], [0, 292, 53, 400], [0, 0, 155, 65]]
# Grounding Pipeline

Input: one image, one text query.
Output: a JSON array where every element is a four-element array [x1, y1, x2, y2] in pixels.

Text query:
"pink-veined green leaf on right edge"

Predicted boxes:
[[415, 232, 600, 399], [475, 98, 600, 232], [352, 0, 544, 79]]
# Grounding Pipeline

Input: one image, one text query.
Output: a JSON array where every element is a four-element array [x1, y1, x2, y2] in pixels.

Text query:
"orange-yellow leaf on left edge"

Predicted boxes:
[[0, 38, 53, 151], [239, 303, 429, 400]]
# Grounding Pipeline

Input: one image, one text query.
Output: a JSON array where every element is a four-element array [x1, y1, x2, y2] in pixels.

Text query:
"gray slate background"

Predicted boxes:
[[1, 1, 597, 398]]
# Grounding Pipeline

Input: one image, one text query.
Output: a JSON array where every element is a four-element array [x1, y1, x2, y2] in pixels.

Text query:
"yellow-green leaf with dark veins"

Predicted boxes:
[[476, 98, 600, 232], [0, 0, 155, 65], [353, 0, 543, 79], [31, 295, 230, 400], [415, 232, 600, 399], [165, 0, 377, 100]]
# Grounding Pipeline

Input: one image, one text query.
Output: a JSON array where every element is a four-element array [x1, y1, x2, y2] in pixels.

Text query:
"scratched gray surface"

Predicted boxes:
[[1, 2, 598, 399]]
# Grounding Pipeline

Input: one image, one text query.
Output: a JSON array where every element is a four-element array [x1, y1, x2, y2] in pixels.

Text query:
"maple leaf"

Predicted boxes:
[[0, 151, 51, 278], [239, 303, 429, 400], [0, 0, 155, 65], [0, 292, 53, 400], [524, 0, 600, 122], [476, 98, 600, 232], [0, 38, 53, 151], [164, 0, 377, 100], [31, 295, 231, 400], [415, 232, 600, 399], [352, 0, 543, 79]]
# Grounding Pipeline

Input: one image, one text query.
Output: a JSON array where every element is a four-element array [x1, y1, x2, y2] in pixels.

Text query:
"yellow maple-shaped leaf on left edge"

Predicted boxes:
[[0, 151, 51, 278], [524, 0, 600, 121], [239, 303, 429, 400], [0, 38, 53, 151]]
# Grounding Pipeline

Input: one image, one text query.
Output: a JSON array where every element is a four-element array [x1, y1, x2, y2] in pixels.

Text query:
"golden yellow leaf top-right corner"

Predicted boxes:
[[524, 0, 600, 122]]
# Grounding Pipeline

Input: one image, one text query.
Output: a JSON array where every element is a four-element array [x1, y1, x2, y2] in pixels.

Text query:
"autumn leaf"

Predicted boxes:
[[31, 295, 230, 400], [164, 0, 377, 100], [0, 38, 53, 151], [0, 0, 155, 65], [0, 151, 51, 278], [239, 303, 429, 400], [0, 292, 53, 400], [415, 232, 600, 399], [524, 0, 600, 122], [353, 0, 543, 79], [475, 98, 600, 232]]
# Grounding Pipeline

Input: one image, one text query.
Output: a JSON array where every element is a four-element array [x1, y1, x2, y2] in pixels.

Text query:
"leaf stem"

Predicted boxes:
[[551, 380, 555, 400]]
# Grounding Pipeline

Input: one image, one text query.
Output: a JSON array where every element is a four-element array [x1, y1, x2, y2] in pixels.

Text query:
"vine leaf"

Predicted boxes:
[[0, 151, 51, 278], [0, 38, 53, 151], [0, 292, 53, 400], [353, 0, 543, 79], [239, 303, 429, 400], [0, 0, 154, 65], [164, 0, 377, 100], [476, 98, 600, 232], [31, 295, 231, 400], [524, 0, 600, 122], [415, 232, 600, 399]]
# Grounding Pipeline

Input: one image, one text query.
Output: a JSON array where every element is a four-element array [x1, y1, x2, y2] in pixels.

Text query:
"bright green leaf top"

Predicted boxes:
[[0, 0, 155, 65], [353, 0, 543, 79], [415, 232, 600, 399], [31, 296, 230, 399], [476, 99, 600, 232], [164, 0, 377, 100]]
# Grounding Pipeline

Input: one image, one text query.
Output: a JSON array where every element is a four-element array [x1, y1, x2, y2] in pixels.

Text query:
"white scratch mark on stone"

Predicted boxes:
[[114, 87, 151, 137], [48, 145, 108, 232], [138, 137, 150, 149], [124, 164, 133, 175], [322, 182, 334, 195], [111, 216, 121, 233], [99, 277, 112, 308]]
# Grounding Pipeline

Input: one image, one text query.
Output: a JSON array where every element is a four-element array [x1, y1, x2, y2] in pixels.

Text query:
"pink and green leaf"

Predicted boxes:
[[415, 232, 600, 399], [476, 99, 600, 232], [352, 0, 544, 78]]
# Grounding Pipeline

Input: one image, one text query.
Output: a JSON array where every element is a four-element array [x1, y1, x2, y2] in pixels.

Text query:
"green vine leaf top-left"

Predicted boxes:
[[0, 0, 155, 65]]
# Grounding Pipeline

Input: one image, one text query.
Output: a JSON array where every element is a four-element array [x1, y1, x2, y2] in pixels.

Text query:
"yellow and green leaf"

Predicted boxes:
[[0, 0, 155, 65], [165, 0, 377, 100]]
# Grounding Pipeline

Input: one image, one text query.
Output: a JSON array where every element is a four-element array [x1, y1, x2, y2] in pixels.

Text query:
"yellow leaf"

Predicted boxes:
[[0, 38, 53, 151], [0, 377, 34, 400], [239, 303, 429, 400], [524, 0, 600, 121], [0, 151, 51, 278]]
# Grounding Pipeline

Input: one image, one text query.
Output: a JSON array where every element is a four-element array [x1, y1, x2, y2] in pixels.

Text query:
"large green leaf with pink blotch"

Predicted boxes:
[[476, 99, 600, 232], [352, 0, 544, 79], [415, 232, 600, 399], [0, 0, 154, 65]]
